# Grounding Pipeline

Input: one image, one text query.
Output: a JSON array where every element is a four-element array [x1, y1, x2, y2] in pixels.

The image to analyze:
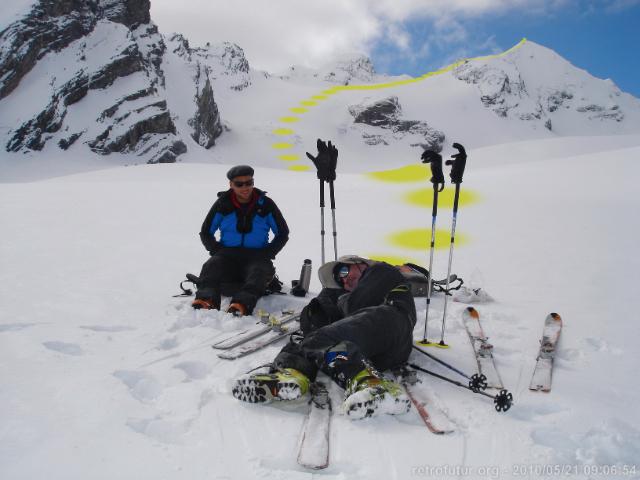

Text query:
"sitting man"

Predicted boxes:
[[193, 165, 289, 316], [232, 255, 416, 419]]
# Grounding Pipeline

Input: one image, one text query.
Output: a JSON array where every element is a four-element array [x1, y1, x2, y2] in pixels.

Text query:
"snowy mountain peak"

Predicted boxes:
[[322, 53, 377, 84], [279, 53, 379, 85], [454, 39, 640, 135]]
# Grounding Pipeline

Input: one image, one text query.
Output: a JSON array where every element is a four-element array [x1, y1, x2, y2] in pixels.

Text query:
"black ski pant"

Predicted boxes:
[[274, 304, 414, 388], [196, 253, 275, 314]]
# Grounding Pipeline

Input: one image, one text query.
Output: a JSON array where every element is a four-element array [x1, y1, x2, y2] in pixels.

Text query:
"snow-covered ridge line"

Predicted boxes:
[[2, 3, 640, 175]]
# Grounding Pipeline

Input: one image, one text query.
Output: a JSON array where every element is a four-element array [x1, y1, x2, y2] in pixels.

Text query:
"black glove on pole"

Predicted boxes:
[[439, 142, 468, 347], [418, 150, 445, 346], [307, 139, 339, 264]]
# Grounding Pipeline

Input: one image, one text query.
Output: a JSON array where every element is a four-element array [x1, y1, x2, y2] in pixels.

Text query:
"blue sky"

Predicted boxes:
[[370, 3, 640, 97], [151, 1, 640, 98]]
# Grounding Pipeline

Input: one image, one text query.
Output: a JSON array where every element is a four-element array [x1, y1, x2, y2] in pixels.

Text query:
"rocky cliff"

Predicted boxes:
[[0, 0, 230, 163]]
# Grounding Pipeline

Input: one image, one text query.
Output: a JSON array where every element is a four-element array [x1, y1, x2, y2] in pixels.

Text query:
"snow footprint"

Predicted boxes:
[[127, 416, 193, 444], [113, 370, 163, 403], [0, 323, 37, 332], [43, 341, 83, 356], [510, 400, 567, 422], [584, 337, 623, 355], [157, 336, 180, 350], [173, 361, 210, 381]]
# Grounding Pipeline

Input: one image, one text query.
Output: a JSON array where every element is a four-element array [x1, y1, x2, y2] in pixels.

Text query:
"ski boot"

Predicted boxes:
[[191, 298, 219, 310], [232, 367, 310, 404], [227, 303, 247, 317], [343, 368, 410, 419]]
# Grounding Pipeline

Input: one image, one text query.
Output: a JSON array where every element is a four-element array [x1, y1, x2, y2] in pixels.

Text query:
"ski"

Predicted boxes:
[[211, 310, 301, 350], [462, 307, 504, 389], [397, 367, 454, 435], [297, 382, 332, 470], [529, 313, 563, 392], [217, 319, 300, 360]]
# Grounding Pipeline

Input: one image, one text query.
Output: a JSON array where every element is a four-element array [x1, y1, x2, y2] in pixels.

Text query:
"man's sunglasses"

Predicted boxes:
[[334, 264, 350, 284], [232, 179, 254, 188], [337, 265, 350, 278]]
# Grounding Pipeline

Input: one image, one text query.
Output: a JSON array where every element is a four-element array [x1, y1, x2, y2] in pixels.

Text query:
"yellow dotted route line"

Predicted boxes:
[[270, 38, 527, 171], [269, 39, 526, 261]]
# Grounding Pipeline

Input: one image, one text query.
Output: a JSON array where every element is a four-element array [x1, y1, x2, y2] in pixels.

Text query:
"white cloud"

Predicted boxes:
[[149, 0, 634, 74], [150, 0, 383, 73]]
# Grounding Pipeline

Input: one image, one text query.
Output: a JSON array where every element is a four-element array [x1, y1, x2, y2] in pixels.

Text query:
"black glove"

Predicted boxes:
[[421, 150, 445, 190], [446, 143, 467, 184], [306, 139, 338, 182]]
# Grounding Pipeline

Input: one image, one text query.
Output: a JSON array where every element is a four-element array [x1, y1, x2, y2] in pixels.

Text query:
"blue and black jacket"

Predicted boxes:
[[199, 188, 289, 259]]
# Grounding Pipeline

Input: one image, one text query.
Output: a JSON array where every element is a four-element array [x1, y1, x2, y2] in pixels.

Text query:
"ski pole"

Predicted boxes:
[[408, 363, 513, 413], [319, 179, 326, 265], [329, 180, 338, 261], [417, 150, 445, 346], [412, 345, 487, 392], [438, 143, 468, 347], [306, 139, 338, 265]]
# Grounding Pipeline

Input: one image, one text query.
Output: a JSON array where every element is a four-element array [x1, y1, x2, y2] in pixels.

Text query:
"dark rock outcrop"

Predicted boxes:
[[349, 96, 445, 151], [100, 0, 150, 28], [189, 66, 223, 148], [0, 0, 99, 100]]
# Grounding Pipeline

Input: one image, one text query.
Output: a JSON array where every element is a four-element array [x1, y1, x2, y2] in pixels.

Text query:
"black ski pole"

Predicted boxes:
[[417, 150, 445, 347], [438, 143, 468, 347], [329, 180, 338, 261], [412, 345, 487, 392], [408, 363, 513, 413]]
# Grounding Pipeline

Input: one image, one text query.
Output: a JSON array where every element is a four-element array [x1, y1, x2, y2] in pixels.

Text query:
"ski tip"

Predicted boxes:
[[465, 306, 479, 318]]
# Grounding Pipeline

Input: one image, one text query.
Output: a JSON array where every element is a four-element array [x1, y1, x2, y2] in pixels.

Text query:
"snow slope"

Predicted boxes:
[[2, 136, 640, 479]]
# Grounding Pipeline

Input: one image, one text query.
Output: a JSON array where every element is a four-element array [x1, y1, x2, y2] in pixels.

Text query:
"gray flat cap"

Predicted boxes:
[[227, 165, 254, 180]]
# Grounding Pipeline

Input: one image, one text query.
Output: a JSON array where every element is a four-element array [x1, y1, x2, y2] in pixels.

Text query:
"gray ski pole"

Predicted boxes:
[[329, 180, 338, 261], [417, 150, 445, 347], [306, 139, 338, 265], [319, 179, 326, 265], [438, 143, 467, 347]]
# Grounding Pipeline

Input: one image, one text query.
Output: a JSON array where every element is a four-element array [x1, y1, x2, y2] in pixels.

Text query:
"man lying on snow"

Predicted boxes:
[[232, 255, 415, 419], [192, 165, 289, 316]]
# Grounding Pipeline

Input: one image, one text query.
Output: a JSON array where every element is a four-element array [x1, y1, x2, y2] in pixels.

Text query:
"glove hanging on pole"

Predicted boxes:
[[421, 150, 445, 191], [446, 143, 467, 184], [306, 139, 338, 182]]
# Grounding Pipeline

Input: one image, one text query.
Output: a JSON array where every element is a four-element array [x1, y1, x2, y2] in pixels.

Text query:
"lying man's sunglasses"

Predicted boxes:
[[337, 265, 350, 279], [232, 179, 254, 188]]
